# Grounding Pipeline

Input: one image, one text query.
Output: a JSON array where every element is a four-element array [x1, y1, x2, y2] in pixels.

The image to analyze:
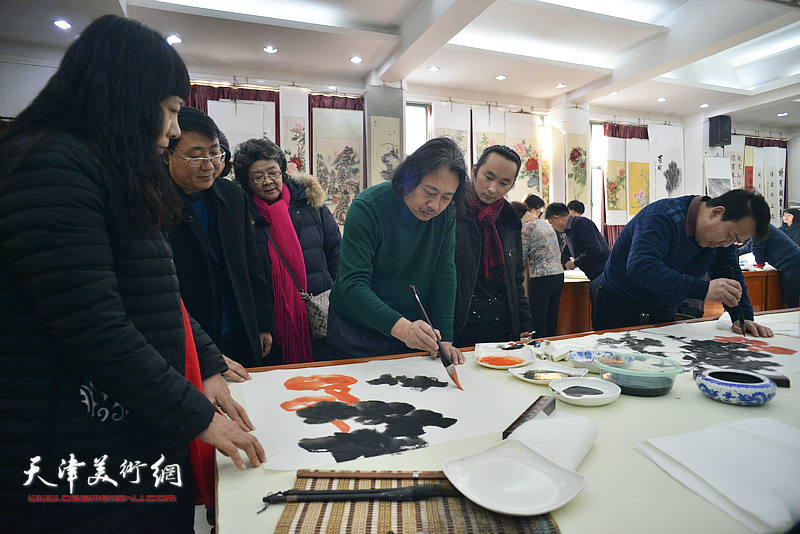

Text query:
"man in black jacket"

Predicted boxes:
[[545, 202, 610, 282], [167, 107, 274, 368], [454, 145, 532, 347]]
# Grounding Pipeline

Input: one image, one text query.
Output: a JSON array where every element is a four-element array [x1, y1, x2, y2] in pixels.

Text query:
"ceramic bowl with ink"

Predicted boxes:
[[567, 349, 617, 373], [695, 369, 777, 406], [593, 353, 683, 397], [548, 377, 621, 406], [508, 360, 588, 385]]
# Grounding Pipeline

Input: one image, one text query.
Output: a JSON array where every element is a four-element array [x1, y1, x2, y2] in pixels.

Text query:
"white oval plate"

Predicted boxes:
[[549, 377, 621, 407], [474, 342, 535, 369], [508, 360, 588, 384], [442, 439, 587, 516]]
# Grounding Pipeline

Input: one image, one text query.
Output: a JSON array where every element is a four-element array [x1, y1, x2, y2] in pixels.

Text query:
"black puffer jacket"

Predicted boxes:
[[250, 173, 341, 296], [454, 200, 533, 340], [0, 135, 225, 532]]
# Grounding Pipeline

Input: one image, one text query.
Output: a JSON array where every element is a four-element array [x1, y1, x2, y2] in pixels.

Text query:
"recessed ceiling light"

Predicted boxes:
[[166, 34, 182, 45], [699, 103, 710, 108], [350, 56, 363, 64], [427, 66, 439, 72], [328, 85, 337, 90], [657, 97, 667, 103], [263, 45, 277, 54], [53, 20, 71, 30], [777, 112, 789, 117], [794, 98, 800, 103], [609, 91, 619, 96], [555, 83, 567, 89], [495, 74, 507, 81]]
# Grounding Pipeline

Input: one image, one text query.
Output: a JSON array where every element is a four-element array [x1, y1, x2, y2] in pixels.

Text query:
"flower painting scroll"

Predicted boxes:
[[566, 134, 588, 207], [283, 117, 306, 175]]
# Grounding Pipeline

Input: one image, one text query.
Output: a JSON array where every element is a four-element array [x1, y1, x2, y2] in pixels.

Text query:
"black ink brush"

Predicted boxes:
[[408, 285, 463, 390], [259, 484, 459, 512], [726, 266, 746, 338]]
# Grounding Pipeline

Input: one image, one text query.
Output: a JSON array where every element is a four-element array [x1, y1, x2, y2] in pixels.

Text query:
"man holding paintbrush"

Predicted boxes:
[[327, 138, 468, 364], [591, 189, 774, 337]]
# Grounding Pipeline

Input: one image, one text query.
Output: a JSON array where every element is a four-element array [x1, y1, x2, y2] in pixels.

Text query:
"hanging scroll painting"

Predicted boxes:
[[626, 138, 650, 217], [704, 156, 733, 197], [566, 133, 588, 207], [752, 148, 765, 195], [433, 101, 470, 162], [283, 117, 307, 175], [240, 357, 534, 470], [369, 116, 400, 186], [473, 106, 506, 166], [506, 112, 541, 201], [726, 135, 745, 191], [647, 124, 684, 202], [744, 145, 754, 191], [604, 136, 627, 225], [763, 146, 786, 225], [312, 108, 363, 227]]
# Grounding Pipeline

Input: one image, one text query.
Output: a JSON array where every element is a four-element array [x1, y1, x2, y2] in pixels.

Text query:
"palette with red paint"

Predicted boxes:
[[473, 342, 535, 369]]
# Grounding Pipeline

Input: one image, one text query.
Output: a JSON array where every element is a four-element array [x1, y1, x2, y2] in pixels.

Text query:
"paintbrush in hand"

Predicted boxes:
[[408, 285, 463, 390], [726, 266, 746, 338]]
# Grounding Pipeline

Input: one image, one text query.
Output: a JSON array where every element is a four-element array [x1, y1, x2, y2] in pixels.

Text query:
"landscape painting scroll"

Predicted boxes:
[[241, 356, 535, 470]]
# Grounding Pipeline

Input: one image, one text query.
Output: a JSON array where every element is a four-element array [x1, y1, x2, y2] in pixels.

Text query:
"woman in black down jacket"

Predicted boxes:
[[0, 15, 264, 533], [234, 137, 341, 363]]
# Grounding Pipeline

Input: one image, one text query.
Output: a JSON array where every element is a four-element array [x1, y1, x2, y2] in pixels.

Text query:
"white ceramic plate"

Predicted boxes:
[[549, 377, 621, 406], [474, 342, 535, 369], [442, 439, 587, 516], [508, 360, 588, 384]]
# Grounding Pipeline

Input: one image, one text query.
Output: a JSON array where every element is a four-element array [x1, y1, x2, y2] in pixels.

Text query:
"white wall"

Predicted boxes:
[[788, 135, 800, 207], [0, 62, 56, 117]]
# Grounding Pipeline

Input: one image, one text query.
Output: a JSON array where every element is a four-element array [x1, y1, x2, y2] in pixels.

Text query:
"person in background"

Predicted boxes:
[[167, 107, 274, 369], [234, 137, 341, 364], [593, 189, 774, 336], [0, 15, 263, 532], [218, 130, 233, 179], [454, 145, 532, 347], [780, 208, 800, 247], [511, 200, 529, 220], [521, 194, 565, 339], [567, 199, 585, 217], [545, 202, 610, 281], [328, 137, 468, 363], [737, 225, 800, 308]]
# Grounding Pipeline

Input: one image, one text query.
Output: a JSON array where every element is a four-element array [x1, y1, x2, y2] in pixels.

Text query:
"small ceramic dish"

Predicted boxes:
[[567, 349, 616, 373], [542, 342, 587, 362], [549, 377, 621, 407], [474, 342, 535, 369], [509, 360, 588, 384], [695, 369, 777, 406], [442, 439, 586, 516]]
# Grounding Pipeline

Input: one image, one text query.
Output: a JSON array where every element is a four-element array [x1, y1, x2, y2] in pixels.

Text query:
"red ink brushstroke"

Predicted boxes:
[[715, 336, 797, 355], [282, 374, 360, 433]]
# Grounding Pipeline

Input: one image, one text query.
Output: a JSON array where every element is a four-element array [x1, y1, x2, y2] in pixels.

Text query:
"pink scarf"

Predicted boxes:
[[252, 187, 312, 363]]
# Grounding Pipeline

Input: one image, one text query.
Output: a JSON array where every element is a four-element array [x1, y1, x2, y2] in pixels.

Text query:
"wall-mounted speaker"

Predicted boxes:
[[709, 115, 731, 147]]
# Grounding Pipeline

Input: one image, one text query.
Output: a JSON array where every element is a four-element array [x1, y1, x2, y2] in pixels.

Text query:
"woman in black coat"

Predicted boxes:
[[234, 137, 341, 363], [0, 16, 263, 533], [781, 208, 800, 247]]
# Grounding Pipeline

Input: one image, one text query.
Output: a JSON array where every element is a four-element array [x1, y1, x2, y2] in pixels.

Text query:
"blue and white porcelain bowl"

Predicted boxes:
[[695, 369, 777, 406]]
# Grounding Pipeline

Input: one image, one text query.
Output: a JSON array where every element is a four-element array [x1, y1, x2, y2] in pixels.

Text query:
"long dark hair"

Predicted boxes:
[[0, 15, 190, 233], [391, 137, 469, 216]]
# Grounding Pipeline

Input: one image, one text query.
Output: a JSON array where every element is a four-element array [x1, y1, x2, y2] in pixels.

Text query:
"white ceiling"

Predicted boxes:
[[2, 0, 800, 136]]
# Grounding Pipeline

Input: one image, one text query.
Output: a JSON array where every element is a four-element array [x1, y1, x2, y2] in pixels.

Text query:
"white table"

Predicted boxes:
[[216, 311, 800, 534]]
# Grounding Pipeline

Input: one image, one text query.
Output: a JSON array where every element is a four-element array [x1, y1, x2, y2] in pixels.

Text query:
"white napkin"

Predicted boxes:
[[507, 409, 598, 471], [634, 418, 800, 533]]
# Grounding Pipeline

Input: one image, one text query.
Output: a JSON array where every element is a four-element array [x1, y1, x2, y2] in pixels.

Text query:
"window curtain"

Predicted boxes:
[[745, 137, 787, 148], [186, 84, 280, 139], [600, 123, 649, 247]]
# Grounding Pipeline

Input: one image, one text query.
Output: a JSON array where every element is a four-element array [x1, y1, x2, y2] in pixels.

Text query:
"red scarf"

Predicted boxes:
[[182, 300, 215, 509], [252, 187, 312, 363], [465, 189, 505, 279]]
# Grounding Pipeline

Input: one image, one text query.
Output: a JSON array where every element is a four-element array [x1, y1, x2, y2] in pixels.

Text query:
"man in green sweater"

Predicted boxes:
[[328, 137, 469, 362]]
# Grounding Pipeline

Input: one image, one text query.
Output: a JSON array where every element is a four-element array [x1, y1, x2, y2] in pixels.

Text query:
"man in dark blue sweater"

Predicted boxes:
[[592, 189, 774, 336], [737, 224, 800, 308], [545, 202, 610, 281]]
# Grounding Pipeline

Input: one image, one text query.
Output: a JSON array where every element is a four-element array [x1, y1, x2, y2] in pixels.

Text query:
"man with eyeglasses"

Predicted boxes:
[[166, 106, 274, 371]]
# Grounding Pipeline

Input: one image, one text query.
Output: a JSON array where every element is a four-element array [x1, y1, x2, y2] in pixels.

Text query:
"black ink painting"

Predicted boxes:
[[665, 335, 784, 373], [295, 400, 456, 462], [595, 332, 669, 357], [366, 374, 449, 392]]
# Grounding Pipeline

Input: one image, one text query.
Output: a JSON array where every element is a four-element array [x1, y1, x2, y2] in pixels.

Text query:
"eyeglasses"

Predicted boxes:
[[249, 170, 283, 184], [169, 149, 225, 167]]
